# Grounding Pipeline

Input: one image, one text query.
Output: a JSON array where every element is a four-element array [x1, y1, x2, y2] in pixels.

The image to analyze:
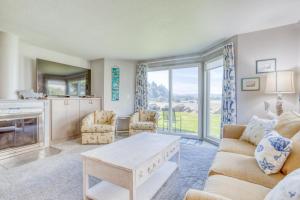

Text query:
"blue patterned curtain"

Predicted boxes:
[[222, 43, 237, 125], [134, 64, 148, 112]]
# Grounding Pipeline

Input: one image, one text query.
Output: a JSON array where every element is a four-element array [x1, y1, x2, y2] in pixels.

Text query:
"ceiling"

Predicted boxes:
[[0, 0, 300, 60]]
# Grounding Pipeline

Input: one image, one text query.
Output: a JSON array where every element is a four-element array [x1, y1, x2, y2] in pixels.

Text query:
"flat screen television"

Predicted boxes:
[[37, 59, 91, 97]]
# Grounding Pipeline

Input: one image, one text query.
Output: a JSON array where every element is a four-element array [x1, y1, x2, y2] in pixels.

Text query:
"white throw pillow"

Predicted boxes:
[[255, 131, 293, 174], [240, 116, 277, 145], [265, 168, 300, 200]]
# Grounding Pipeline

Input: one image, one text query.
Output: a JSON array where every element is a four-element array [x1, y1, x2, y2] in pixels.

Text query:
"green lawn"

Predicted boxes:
[[158, 112, 221, 138]]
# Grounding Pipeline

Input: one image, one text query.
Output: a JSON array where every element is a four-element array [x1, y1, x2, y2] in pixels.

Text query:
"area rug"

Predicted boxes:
[[0, 138, 217, 200]]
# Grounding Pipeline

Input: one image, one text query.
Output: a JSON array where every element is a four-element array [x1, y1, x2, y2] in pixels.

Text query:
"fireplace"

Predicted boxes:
[[0, 115, 41, 151], [0, 101, 48, 159]]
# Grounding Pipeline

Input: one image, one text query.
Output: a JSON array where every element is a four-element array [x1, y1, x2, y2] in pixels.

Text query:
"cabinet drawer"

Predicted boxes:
[[136, 152, 164, 186], [164, 141, 180, 161]]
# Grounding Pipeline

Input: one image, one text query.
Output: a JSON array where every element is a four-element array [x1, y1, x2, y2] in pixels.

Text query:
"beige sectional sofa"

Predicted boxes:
[[185, 112, 300, 200]]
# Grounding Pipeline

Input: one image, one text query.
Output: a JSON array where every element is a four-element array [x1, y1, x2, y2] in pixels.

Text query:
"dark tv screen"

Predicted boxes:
[[37, 59, 91, 96]]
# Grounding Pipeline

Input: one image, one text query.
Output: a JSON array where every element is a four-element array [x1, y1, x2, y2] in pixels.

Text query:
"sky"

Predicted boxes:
[[148, 61, 223, 95]]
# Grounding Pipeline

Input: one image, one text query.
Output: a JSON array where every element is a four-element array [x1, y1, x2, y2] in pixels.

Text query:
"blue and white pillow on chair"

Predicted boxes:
[[265, 168, 300, 200], [255, 130, 293, 174]]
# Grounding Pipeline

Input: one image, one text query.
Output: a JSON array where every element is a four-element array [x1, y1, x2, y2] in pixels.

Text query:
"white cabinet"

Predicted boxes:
[[50, 98, 101, 143], [79, 99, 101, 121]]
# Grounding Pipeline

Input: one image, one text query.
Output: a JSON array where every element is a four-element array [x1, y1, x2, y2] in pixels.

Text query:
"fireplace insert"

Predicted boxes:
[[0, 114, 41, 151]]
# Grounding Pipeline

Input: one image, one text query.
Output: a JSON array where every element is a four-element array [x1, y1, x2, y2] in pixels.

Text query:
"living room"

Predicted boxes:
[[0, 1, 300, 200]]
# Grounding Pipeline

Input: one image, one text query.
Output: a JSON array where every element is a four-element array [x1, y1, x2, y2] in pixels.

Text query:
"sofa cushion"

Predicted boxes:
[[209, 152, 284, 188], [185, 189, 231, 200], [204, 175, 270, 200], [240, 116, 277, 145], [219, 138, 256, 156], [265, 168, 300, 200], [275, 111, 300, 138], [282, 132, 300, 175], [81, 124, 114, 133], [130, 122, 155, 130], [255, 131, 292, 174]]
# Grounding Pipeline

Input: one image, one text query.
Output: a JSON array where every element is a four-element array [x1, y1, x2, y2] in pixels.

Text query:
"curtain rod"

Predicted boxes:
[[140, 42, 232, 65]]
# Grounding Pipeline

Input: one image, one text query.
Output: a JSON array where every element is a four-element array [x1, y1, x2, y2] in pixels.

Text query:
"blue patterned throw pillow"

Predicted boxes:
[[265, 168, 300, 200], [255, 131, 292, 174]]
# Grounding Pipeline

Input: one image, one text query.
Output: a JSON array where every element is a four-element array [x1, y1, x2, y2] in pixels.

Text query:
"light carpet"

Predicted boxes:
[[0, 138, 217, 200]]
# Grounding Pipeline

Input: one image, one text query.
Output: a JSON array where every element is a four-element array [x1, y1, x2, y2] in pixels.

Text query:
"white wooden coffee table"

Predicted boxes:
[[81, 133, 180, 200]]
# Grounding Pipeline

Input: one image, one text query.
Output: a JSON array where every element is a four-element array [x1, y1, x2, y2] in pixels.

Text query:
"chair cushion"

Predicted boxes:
[[209, 151, 285, 188], [240, 116, 277, 145], [205, 175, 270, 200], [265, 168, 300, 200], [282, 132, 300, 174], [130, 122, 155, 130], [275, 111, 300, 139], [81, 124, 114, 133], [219, 138, 256, 156], [255, 131, 292, 174]]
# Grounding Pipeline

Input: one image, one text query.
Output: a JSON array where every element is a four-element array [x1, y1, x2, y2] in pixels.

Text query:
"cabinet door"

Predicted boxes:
[[79, 99, 101, 121], [51, 99, 68, 141], [66, 99, 80, 137]]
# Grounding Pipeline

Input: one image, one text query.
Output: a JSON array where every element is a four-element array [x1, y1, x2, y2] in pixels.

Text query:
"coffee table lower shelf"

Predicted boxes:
[[86, 161, 177, 200]]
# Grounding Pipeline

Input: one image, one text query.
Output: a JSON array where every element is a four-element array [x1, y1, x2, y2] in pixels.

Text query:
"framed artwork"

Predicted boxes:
[[241, 77, 260, 91], [256, 58, 276, 74], [111, 67, 120, 101]]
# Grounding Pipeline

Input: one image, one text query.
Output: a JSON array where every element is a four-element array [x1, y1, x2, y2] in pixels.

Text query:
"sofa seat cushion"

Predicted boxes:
[[130, 122, 155, 130], [81, 124, 114, 133], [219, 138, 256, 156], [209, 152, 285, 188], [205, 175, 270, 200], [185, 189, 231, 200]]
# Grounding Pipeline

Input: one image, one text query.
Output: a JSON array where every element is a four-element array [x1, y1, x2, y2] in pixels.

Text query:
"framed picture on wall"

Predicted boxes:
[[111, 67, 120, 101], [256, 58, 276, 74], [241, 77, 260, 91]]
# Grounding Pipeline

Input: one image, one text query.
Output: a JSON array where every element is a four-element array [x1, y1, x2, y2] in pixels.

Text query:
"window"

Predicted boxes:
[[204, 57, 223, 141]]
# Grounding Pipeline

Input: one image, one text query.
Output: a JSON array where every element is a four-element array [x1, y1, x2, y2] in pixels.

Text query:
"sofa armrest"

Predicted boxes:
[[222, 124, 246, 139], [184, 189, 231, 200], [110, 113, 117, 128], [81, 112, 95, 128], [153, 112, 160, 124], [130, 112, 139, 124]]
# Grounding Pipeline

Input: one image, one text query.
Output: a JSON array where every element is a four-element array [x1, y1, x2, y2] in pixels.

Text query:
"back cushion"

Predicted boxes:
[[275, 112, 300, 138], [140, 110, 156, 122], [95, 111, 113, 124], [281, 132, 300, 175]]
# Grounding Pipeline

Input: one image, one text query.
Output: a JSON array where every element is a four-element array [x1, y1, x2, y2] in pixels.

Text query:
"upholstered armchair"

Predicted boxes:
[[81, 110, 117, 144], [129, 110, 159, 135]]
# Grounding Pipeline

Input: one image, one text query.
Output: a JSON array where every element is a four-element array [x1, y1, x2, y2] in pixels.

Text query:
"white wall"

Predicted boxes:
[[236, 24, 300, 123], [18, 41, 90, 91], [103, 59, 137, 116]]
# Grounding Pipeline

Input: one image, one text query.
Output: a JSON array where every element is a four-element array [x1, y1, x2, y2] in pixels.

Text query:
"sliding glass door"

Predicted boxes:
[[148, 70, 170, 132], [204, 57, 223, 141], [147, 65, 199, 137], [171, 67, 198, 135]]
